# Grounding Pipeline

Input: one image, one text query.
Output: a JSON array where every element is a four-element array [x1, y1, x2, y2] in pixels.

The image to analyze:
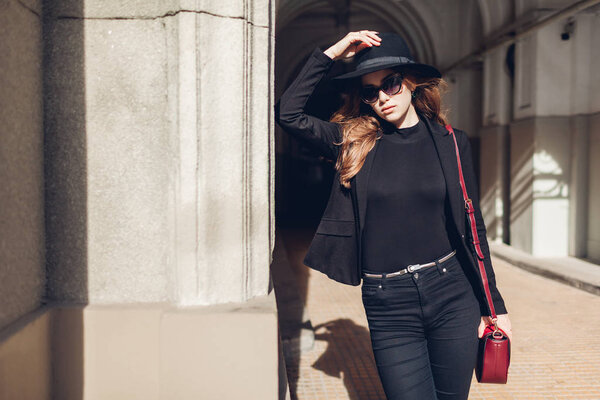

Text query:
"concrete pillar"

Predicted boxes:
[[509, 12, 598, 257], [588, 113, 600, 262], [481, 42, 513, 243], [510, 89, 571, 257], [530, 117, 570, 257], [0, 1, 280, 398], [508, 117, 534, 253], [569, 115, 590, 259], [44, 1, 274, 307], [479, 125, 510, 243]]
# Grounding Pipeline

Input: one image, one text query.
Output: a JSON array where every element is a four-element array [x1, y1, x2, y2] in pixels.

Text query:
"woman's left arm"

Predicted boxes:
[[456, 130, 509, 297], [455, 130, 512, 340]]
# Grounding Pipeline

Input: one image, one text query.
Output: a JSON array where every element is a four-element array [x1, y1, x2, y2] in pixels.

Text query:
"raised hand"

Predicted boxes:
[[323, 30, 381, 61]]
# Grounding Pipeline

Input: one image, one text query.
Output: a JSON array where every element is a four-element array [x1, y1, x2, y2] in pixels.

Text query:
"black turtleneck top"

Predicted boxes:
[[361, 117, 455, 272]]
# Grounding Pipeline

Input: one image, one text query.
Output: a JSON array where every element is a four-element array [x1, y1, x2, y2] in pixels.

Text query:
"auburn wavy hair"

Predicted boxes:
[[330, 67, 450, 189]]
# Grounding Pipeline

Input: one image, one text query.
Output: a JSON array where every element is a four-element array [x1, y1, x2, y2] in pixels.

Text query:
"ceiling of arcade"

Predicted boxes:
[[274, 0, 590, 90]]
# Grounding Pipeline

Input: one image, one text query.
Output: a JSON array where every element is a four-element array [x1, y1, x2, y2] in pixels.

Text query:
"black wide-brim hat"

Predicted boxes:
[[332, 32, 441, 80]]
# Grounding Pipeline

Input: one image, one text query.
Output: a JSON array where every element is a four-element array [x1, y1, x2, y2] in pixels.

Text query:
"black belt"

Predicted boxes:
[[362, 249, 457, 278]]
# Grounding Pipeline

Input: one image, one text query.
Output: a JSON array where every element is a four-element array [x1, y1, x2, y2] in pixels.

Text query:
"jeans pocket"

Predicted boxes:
[[360, 284, 379, 297], [361, 282, 381, 298], [442, 257, 468, 283]]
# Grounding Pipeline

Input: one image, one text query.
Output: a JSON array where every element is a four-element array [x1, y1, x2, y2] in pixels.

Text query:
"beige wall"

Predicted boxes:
[[0, 297, 278, 400], [0, 0, 46, 330], [0, 308, 51, 400]]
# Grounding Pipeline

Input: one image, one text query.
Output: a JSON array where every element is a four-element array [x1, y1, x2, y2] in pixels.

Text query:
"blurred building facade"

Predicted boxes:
[[1, 0, 599, 399]]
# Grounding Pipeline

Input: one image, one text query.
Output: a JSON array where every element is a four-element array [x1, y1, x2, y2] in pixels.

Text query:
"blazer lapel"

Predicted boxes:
[[353, 136, 381, 236], [422, 117, 466, 236]]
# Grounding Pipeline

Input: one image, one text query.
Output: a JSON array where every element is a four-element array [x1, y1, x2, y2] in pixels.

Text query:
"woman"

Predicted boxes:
[[275, 30, 512, 400]]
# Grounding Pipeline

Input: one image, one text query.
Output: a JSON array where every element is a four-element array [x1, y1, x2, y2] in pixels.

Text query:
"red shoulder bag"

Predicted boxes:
[[446, 124, 511, 384]]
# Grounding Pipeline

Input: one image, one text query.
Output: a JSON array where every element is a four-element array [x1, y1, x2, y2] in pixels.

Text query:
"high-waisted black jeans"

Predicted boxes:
[[361, 252, 481, 400]]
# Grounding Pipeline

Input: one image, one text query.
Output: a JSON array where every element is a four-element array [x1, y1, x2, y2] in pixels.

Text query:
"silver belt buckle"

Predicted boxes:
[[406, 264, 421, 273]]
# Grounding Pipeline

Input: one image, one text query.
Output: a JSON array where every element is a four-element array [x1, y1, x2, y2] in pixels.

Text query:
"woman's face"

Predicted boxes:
[[360, 68, 413, 125]]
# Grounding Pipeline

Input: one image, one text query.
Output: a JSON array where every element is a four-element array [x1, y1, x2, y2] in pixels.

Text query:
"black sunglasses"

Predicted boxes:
[[360, 73, 404, 104]]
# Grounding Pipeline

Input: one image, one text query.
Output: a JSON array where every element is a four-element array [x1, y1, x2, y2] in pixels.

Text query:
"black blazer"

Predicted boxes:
[[275, 47, 507, 316]]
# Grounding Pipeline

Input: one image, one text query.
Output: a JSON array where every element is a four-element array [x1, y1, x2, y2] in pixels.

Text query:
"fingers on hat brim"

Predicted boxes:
[[332, 63, 441, 80]]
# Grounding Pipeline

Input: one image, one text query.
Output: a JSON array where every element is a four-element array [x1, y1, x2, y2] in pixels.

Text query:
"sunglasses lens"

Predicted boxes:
[[382, 75, 402, 96], [360, 74, 403, 103], [360, 87, 379, 103]]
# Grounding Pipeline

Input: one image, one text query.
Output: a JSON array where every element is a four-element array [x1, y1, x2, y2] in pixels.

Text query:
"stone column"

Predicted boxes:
[[41, 1, 278, 398], [481, 42, 513, 243], [44, 0, 274, 307], [509, 12, 597, 257]]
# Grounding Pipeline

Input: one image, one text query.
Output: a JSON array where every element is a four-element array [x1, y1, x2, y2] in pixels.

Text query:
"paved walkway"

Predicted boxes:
[[279, 227, 600, 400]]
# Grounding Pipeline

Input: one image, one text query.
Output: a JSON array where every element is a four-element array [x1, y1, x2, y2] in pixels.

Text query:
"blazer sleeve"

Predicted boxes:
[[274, 47, 343, 162], [456, 129, 508, 315]]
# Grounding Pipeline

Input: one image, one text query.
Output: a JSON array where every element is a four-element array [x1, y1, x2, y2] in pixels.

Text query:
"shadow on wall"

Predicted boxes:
[[43, 1, 86, 398], [510, 140, 535, 226]]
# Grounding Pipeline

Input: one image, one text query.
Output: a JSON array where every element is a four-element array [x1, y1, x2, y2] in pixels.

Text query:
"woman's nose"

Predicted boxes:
[[378, 89, 390, 102]]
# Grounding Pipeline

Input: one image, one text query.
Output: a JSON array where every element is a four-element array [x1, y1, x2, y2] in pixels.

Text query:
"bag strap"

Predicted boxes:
[[445, 124, 498, 320]]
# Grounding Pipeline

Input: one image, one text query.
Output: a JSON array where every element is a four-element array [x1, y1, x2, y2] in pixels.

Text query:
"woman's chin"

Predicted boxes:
[[381, 114, 400, 125]]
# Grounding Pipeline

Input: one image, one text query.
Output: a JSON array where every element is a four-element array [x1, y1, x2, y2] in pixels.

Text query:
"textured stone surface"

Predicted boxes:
[[85, 19, 173, 302], [43, 1, 275, 305], [194, 14, 273, 304], [196, 15, 248, 303], [44, 17, 173, 303], [43, 0, 268, 27]]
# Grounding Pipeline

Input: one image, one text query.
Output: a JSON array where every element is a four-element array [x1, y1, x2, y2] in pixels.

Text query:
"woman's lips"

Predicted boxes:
[[382, 105, 395, 114]]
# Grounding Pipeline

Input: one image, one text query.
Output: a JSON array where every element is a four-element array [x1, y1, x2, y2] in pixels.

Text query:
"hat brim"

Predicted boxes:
[[332, 62, 441, 80]]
